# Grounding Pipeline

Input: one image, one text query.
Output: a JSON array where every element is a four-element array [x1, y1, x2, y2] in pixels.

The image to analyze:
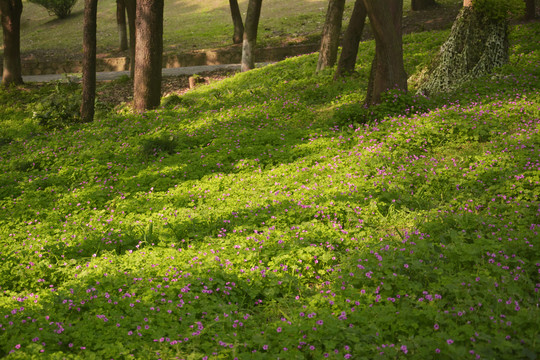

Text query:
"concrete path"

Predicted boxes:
[[20, 63, 270, 83]]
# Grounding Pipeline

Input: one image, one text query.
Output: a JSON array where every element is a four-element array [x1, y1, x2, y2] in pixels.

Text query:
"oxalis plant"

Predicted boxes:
[[0, 22, 538, 359]]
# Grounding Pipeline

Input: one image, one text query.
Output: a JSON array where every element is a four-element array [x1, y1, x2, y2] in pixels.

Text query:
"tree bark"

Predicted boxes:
[[124, 0, 136, 78], [411, 0, 436, 11], [416, 5, 509, 96], [229, 0, 244, 44], [241, 0, 262, 72], [334, 0, 366, 79], [133, 0, 164, 111], [363, 0, 407, 105], [116, 0, 128, 51], [316, 0, 346, 72], [524, 0, 535, 20], [0, 0, 23, 86], [80, 0, 98, 123]]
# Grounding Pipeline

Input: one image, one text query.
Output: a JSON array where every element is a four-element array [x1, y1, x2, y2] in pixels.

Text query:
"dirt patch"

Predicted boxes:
[[96, 69, 238, 108]]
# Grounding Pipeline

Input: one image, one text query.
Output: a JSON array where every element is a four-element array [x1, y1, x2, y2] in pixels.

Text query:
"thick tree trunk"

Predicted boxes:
[[316, 0, 346, 72], [0, 0, 23, 86], [411, 0, 436, 11], [524, 0, 535, 20], [241, 0, 262, 72], [124, 0, 136, 78], [116, 0, 128, 51], [416, 6, 509, 96], [133, 0, 164, 111], [80, 0, 98, 123], [229, 0, 244, 44], [363, 0, 407, 105], [334, 0, 366, 79]]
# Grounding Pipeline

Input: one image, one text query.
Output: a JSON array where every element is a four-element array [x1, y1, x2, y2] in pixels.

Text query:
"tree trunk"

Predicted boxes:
[[80, 0, 98, 123], [334, 0, 366, 79], [416, 6, 509, 96], [124, 0, 136, 78], [241, 0, 262, 72], [133, 0, 164, 111], [229, 0, 244, 44], [363, 0, 407, 105], [0, 0, 23, 86], [116, 0, 128, 51], [316, 0, 346, 72], [411, 0, 436, 11], [524, 0, 535, 20]]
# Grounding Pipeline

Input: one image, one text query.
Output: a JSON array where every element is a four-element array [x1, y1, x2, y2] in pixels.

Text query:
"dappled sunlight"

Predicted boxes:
[[0, 22, 539, 358]]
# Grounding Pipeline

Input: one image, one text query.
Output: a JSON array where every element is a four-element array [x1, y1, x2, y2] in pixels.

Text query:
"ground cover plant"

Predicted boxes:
[[0, 23, 539, 359]]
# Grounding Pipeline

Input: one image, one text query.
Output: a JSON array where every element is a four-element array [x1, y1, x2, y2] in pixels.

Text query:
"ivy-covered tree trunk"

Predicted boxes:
[[417, 3, 509, 96], [334, 0, 366, 79], [363, 0, 407, 105], [316, 0, 346, 72], [241, 0, 262, 72], [116, 0, 128, 51], [229, 0, 244, 44], [81, 0, 98, 123], [133, 0, 164, 111], [0, 0, 23, 86]]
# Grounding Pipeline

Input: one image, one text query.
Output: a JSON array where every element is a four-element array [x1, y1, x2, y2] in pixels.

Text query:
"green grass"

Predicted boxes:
[[3, 0, 461, 58], [0, 23, 539, 359]]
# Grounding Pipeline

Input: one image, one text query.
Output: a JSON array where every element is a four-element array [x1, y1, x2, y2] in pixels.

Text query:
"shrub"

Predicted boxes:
[[472, 0, 525, 21], [30, 82, 81, 129], [29, 0, 78, 19]]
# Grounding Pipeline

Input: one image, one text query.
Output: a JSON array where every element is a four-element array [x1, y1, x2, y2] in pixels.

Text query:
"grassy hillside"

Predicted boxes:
[[0, 23, 539, 359]]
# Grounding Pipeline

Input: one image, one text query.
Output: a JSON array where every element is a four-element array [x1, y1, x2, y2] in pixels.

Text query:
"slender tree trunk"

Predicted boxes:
[[0, 0, 23, 86], [124, 0, 136, 78], [116, 0, 128, 51], [524, 0, 535, 20], [229, 0, 244, 44], [334, 0, 366, 79], [363, 0, 407, 105], [316, 0, 346, 72], [411, 0, 436, 11], [81, 0, 98, 122], [133, 0, 164, 111], [416, 3, 509, 96], [241, 0, 262, 72]]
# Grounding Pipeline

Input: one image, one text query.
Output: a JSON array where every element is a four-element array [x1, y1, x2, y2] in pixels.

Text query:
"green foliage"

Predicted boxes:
[[160, 94, 183, 109], [0, 22, 539, 359], [28, 0, 78, 19], [30, 82, 81, 129], [139, 135, 178, 157], [333, 88, 435, 125], [472, 0, 525, 21]]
